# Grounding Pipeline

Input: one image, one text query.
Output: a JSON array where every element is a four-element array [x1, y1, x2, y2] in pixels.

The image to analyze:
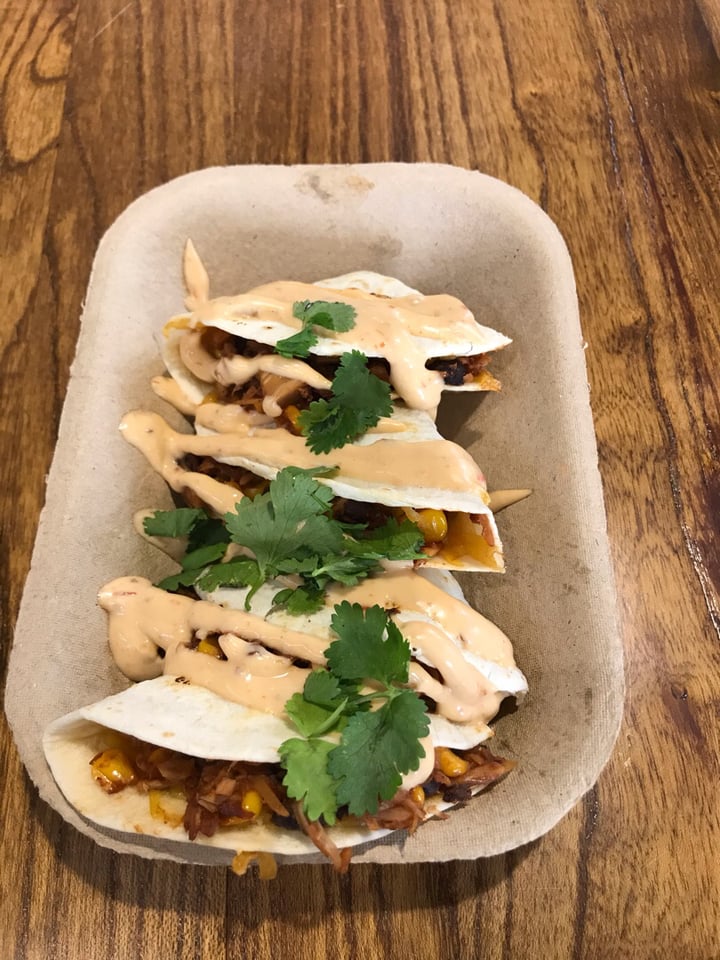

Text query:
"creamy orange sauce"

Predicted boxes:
[[191, 396, 406, 438], [120, 411, 244, 516], [150, 376, 198, 417], [121, 409, 486, 500], [400, 737, 435, 791], [154, 373, 409, 438], [194, 401, 273, 433], [99, 571, 518, 724], [181, 243, 486, 411], [174, 328, 333, 400], [99, 577, 317, 713], [331, 571, 515, 667], [219, 354, 332, 393]]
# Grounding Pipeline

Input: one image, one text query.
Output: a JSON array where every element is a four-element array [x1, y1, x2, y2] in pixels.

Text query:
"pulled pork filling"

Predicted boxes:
[[193, 327, 498, 423], [177, 453, 474, 557], [89, 733, 514, 872]]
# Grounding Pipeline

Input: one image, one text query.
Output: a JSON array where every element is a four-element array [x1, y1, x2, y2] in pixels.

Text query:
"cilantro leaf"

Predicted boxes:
[[303, 669, 362, 710], [143, 507, 230, 569], [155, 535, 230, 593], [296, 404, 361, 454], [143, 508, 207, 538], [276, 300, 357, 358], [273, 327, 316, 359], [187, 519, 232, 553], [180, 542, 228, 571], [224, 468, 342, 581], [279, 738, 340, 824], [156, 568, 209, 592], [311, 554, 378, 586], [143, 508, 229, 553], [280, 606, 430, 822], [298, 351, 393, 453], [328, 692, 429, 815], [295, 300, 356, 332], [196, 557, 262, 593], [285, 694, 347, 738], [150, 468, 416, 611], [273, 556, 323, 575], [272, 584, 326, 615], [303, 670, 345, 707], [327, 603, 411, 685], [349, 517, 425, 561]]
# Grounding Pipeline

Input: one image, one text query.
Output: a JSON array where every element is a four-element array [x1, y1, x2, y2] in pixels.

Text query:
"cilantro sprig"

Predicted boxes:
[[144, 467, 424, 611], [276, 300, 357, 359], [297, 350, 393, 454], [279, 603, 430, 822]]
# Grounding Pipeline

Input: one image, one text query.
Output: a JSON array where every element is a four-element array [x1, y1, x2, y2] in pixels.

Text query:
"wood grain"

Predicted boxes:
[[1, 0, 718, 957]]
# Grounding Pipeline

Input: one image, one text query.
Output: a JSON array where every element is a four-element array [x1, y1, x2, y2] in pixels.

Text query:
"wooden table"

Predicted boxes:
[[2, 1, 718, 956]]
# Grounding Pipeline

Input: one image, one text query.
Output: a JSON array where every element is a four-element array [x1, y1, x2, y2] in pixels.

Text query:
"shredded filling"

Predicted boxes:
[[177, 453, 493, 556], [189, 327, 499, 425], [89, 733, 514, 872]]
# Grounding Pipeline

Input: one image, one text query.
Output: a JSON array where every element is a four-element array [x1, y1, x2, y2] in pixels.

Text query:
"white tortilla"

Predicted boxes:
[[43, 703, 389, 855], [181, 268, 511, 362], [317, 271, 511, 367], [42, 672, 511, 857], [198, 569, 528, 712], [193, 421, 498, 516], [161, 269, 510, 410]]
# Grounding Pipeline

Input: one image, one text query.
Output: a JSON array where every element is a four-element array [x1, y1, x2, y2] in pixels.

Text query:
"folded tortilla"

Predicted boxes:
[[121, 409, 505, 572], [43, 678, 515, 860], [159, 243, 511, 416], [43, 683, 392, 857], [43, 567, 525, 860]]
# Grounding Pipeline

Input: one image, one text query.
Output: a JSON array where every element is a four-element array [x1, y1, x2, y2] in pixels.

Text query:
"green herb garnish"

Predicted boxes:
[[144, 468, 424, 608], [275, 300, 357, 359], [279, 603, 430, 821], [297, 350, 393, 453]]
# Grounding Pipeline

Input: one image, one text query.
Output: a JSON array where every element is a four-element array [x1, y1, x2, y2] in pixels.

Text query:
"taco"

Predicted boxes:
[[43, 568, 525, 872], [120, 409, 504, 572], [159, 242, 511, 419]]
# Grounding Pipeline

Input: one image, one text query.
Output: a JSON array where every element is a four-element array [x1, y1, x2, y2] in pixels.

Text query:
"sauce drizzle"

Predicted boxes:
[[99, 571, 523, 725]]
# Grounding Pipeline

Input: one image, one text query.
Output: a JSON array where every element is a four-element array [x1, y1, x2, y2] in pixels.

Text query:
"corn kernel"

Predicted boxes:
[[415, 509, 448, 543], [437, 748, 470, 778], [148, 789, 185, 827], [231, 851, 278, 879], [197, 637, 221, 657], [90, 749, 137, 793], [241, 790, 263, 817], [243, 480, 270, 500], [410, 786, 425, 806], [284, 404, 302, 430]]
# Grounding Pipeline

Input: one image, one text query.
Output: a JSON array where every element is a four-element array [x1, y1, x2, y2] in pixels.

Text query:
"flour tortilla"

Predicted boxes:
[[160, 268, 510, 409], [43, 561, 525, 857], [191, 417, 500, 512], [42, 673, 512, 857], [317, 272, 511, 386], [129, 406, 505, 572], [195, 567, 528, 720], [43, 694, 390, 855]]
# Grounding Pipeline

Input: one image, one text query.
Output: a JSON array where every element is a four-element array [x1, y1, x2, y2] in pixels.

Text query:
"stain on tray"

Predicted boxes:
[[295, 169, 375, 203], [369, 234, 403, 258]]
